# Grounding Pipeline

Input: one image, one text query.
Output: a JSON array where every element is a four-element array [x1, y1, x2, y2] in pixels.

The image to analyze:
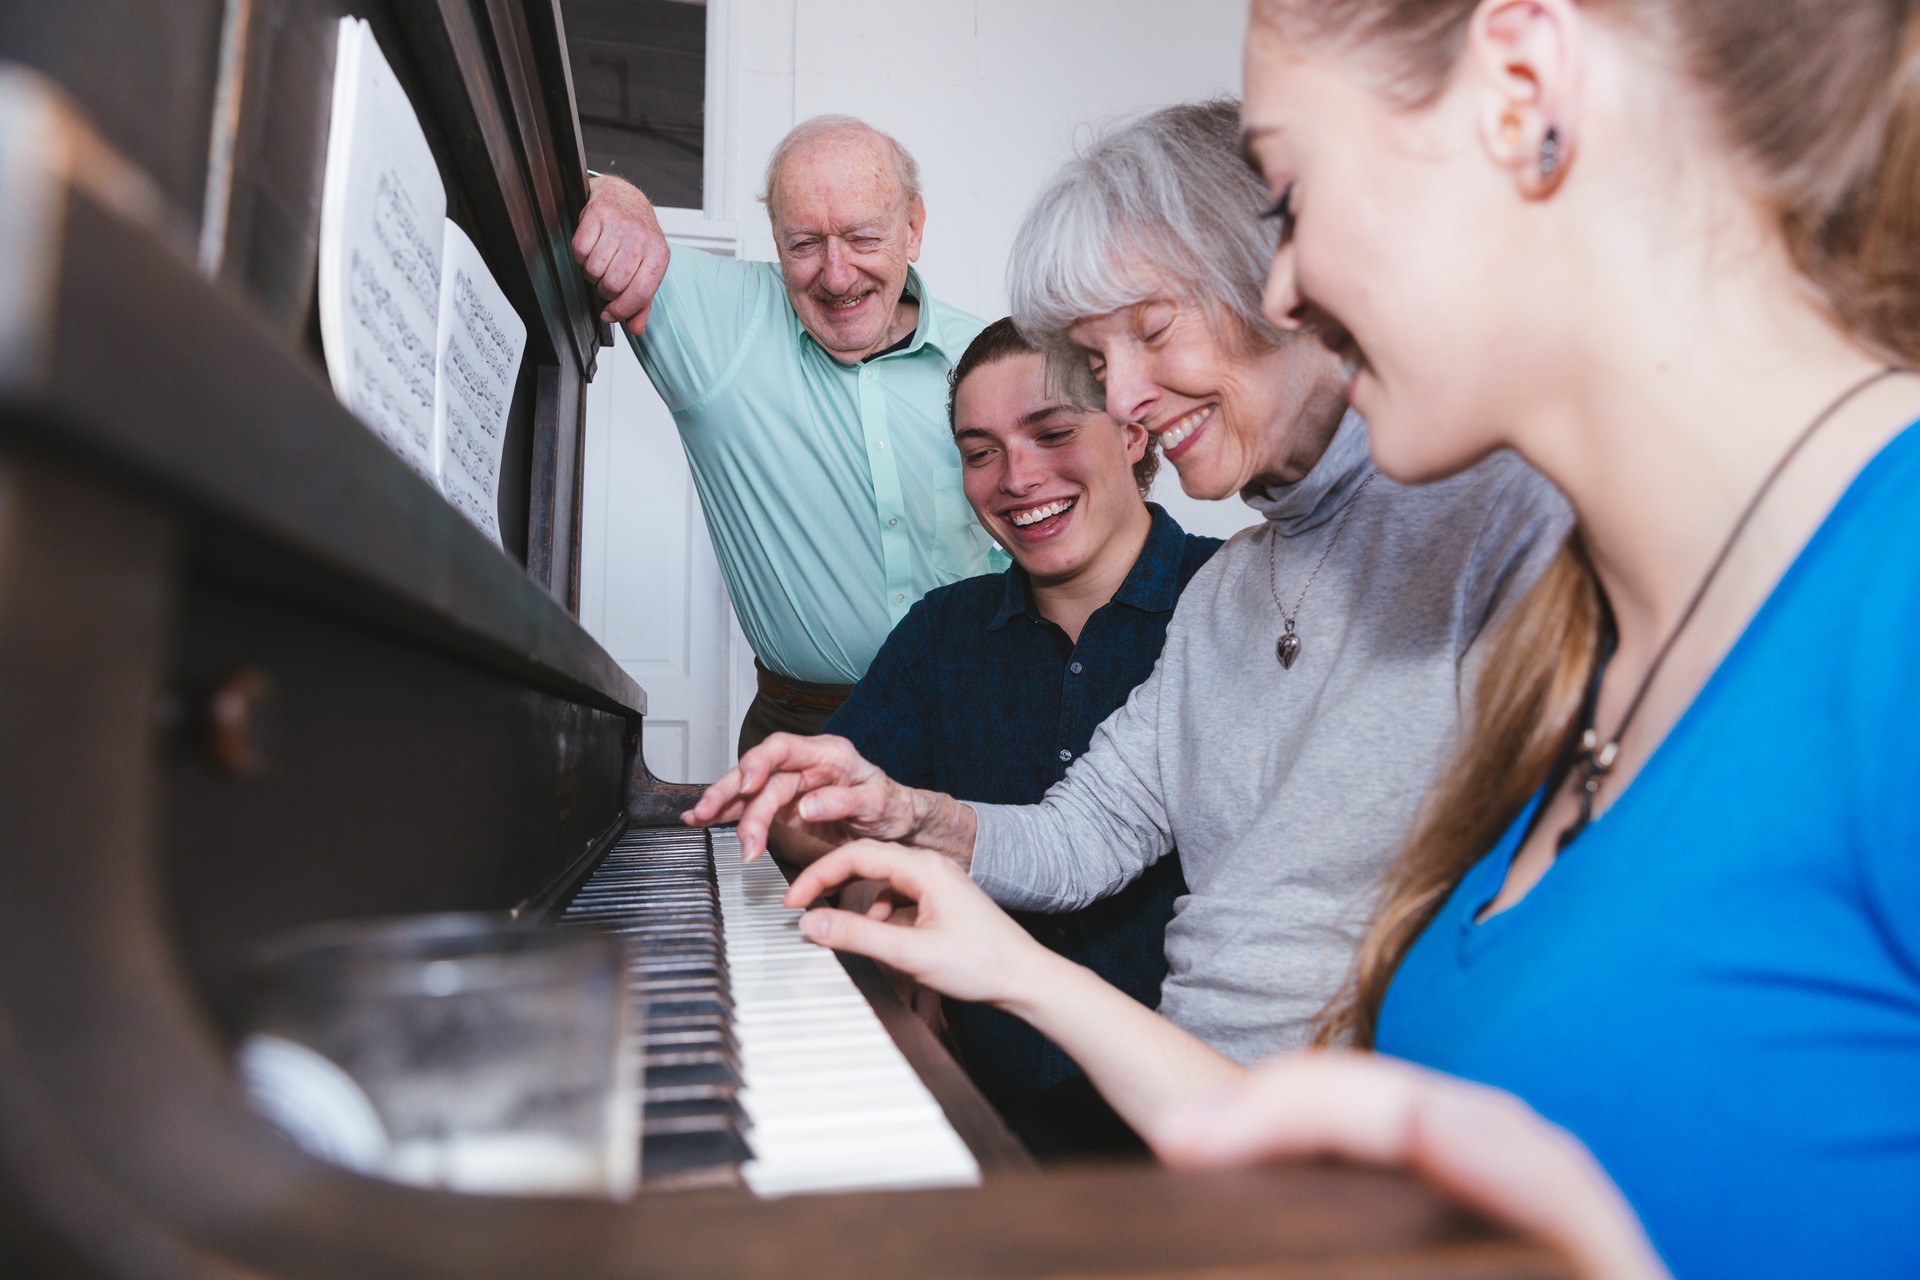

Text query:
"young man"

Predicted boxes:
[[823, 319, 1220, 1157]]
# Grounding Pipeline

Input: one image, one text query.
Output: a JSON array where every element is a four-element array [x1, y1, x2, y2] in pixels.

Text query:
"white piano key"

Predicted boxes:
[[710, 831, 981, 1198]]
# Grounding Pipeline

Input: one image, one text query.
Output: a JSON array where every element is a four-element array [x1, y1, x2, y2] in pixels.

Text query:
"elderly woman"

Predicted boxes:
[[688, 101, 1566, 1067]]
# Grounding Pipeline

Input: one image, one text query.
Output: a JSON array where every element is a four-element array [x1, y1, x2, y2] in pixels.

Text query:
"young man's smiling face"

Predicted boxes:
[[954, 351, 1151, 587]]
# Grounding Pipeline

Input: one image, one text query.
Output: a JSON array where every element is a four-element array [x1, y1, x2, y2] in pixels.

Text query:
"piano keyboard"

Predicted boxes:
[[558, 824, 980, 1197]]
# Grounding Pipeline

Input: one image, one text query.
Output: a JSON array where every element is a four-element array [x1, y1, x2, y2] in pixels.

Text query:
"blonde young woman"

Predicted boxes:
[[702, 2, 1920, 1274]]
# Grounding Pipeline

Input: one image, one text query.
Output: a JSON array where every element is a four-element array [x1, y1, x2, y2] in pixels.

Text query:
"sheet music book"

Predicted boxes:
[[318, 18, 526, 548]]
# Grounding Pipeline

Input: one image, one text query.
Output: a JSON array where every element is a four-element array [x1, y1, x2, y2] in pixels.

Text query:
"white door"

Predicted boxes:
[[578, 327, 746, 785]]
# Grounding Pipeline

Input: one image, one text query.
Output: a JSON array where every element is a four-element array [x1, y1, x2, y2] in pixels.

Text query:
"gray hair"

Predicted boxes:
[[1009, 98, 1286, 378], [759, 115, 923, 218]]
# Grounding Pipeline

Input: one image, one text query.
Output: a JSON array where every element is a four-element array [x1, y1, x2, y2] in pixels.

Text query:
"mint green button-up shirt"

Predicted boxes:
[[631, 249, 1002, 685]]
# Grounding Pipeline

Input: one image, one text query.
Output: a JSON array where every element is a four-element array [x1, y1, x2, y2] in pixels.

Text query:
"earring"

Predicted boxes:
[[1539, 126, 1563, 181]]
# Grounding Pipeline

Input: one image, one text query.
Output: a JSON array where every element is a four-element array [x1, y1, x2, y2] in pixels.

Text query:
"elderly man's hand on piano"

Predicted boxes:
[[684, 732, 978, 866], [1158, 1052, 1670, 1280], [783, 840, 1054, 1008], [572, 173, 670, 336]]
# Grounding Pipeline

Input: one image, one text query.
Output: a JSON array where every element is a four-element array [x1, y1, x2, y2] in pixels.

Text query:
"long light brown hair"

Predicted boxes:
[[1249, 0, 1920, 1048]]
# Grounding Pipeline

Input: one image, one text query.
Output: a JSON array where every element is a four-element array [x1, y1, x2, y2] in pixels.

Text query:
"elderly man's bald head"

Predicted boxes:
[[759, 116, 922, 221]]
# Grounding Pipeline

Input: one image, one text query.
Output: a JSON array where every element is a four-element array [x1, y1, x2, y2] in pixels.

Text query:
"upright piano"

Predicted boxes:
[[0, 3, 1569, 1275]]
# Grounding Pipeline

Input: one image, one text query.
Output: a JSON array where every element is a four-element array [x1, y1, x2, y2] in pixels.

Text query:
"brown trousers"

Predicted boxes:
[[735, 662, 854, 757]]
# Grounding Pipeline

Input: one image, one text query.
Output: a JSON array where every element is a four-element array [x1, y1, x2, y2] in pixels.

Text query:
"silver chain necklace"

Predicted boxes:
[[1266, 471, 1377, 669]]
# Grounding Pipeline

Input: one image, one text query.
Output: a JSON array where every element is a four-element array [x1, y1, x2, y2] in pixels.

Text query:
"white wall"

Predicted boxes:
[[727, 0, 1261, 541], [580, 0, 1262, 784]]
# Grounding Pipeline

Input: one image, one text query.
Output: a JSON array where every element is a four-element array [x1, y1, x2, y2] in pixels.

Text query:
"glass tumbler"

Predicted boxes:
[[237, 912, 637, 1197]]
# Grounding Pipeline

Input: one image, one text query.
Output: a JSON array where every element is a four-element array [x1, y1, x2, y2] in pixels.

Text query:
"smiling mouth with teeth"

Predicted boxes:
[[821, 291, 871, 311], [1158, 405, 1213, 454], [1009, 497, 1077, 527]]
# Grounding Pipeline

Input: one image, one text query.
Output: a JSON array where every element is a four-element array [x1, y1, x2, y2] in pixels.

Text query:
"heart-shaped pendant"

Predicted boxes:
[[1277, 631, 1301, 669]]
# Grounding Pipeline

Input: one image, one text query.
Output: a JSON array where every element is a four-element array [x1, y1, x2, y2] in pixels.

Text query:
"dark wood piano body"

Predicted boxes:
[[0, 4, 1568, 1276]]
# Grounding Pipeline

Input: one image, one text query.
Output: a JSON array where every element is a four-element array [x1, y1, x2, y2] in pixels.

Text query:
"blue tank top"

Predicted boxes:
[[1378, 421, 1920, 1279]]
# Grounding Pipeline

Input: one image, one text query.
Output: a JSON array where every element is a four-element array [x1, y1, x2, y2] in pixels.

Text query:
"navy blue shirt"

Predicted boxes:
[[827, 505, 1221, 1117]]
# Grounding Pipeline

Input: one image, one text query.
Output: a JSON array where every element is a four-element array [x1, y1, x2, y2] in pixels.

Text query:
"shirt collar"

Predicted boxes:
[[1110, 503, 1190, 613], [986, 504, 1189, 631], [987, 561, 1037, 631], [869, 266, 955, 362]]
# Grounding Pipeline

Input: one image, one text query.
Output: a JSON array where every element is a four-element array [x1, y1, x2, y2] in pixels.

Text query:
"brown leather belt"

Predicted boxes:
[[754, 662, 854, 713]]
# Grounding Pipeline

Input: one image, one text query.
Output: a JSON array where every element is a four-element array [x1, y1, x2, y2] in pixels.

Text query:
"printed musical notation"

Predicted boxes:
[[434, 222, 525, 545], [317, 18, 526, 548]]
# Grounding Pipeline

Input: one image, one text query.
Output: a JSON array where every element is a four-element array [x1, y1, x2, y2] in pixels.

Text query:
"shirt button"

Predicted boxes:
[[1069, 661, 1083, 675], [875, 439, 888, 451], [1057, 749, 1072, 763], [887, 516, 899, 528], [894, 593, 906, 604]]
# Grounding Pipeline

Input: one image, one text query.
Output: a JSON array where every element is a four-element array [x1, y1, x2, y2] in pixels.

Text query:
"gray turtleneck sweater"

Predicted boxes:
[[969, 413, 1571, 1062]]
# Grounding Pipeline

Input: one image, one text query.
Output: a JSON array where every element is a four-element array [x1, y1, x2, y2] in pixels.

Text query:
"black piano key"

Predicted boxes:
[[642, 1094, 739, 1123], [641, 1125, 755, 1179], [558, 825, 756, 1183], [642, 996, 728, 1021], [643, 1059, 740, 1091]]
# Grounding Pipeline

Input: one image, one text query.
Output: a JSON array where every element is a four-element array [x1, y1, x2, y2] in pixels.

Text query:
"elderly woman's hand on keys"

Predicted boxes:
[[683, 733, 978, 865]]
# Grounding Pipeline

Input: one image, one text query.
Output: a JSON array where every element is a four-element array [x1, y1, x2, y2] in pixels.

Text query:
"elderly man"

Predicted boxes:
[[572, 117, 998, 753]]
